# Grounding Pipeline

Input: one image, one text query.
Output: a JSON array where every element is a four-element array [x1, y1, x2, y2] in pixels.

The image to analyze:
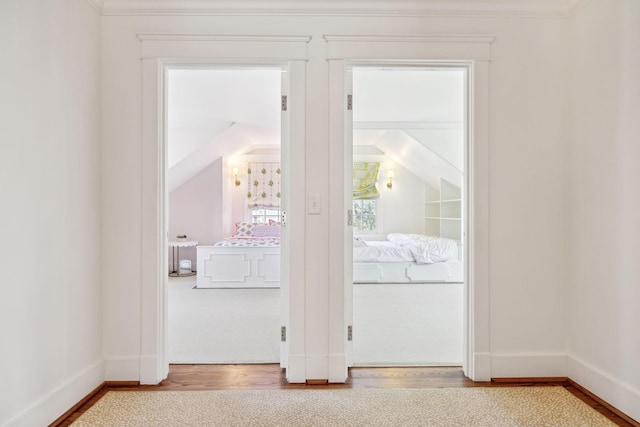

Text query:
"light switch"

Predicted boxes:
[[308, 193, 321, 214]]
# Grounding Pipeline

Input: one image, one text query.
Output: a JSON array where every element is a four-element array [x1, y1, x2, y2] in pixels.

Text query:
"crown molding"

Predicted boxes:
[[85, 0, 104, 14], [137, 34, 311, 43], [99, 0, 578, 18], [323, 34, 495, 44], [567, 0, 591, 16]]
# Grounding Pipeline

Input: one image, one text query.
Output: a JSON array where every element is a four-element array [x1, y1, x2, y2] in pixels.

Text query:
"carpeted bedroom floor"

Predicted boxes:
[[168, 276, 280, 364], [168, 277, 463, 366], [70, 387, 616, 426]]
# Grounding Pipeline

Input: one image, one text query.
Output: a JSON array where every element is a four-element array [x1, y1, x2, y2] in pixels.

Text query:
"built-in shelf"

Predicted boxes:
[[424, 179, 462, 241]]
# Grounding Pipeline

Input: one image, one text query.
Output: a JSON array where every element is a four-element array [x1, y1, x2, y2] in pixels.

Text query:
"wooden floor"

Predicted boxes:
[[56, 364, 636, 426]]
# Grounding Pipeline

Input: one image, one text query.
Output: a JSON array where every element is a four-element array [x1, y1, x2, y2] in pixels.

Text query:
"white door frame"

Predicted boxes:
[[326, 35, 493, 382], [139, 34, 310, 384], [345, 62, 470, 370]]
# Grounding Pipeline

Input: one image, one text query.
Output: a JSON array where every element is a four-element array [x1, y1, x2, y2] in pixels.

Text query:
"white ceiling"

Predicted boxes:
[[167, 68, 282, 190], [353, 68, 464, 126], [92, 0, 586, 18], [168, 69, 281, 130]]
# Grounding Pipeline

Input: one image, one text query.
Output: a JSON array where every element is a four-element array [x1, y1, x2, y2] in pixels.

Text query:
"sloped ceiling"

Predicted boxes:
[[353, 67, 464, 189], [167, 68, 281, 191], [169, 66, 466, 191]]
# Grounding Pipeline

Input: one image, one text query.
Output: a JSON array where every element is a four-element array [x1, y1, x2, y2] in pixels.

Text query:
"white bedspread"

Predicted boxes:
[[354, 233, 458, 264], [353, 241, 415, 262]]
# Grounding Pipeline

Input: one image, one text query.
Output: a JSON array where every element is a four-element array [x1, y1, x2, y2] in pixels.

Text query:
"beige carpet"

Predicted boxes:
[[71, 387, 615, 426]]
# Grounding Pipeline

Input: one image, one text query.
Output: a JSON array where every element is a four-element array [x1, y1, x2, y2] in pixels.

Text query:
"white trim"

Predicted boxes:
[[3, 359, 103, 427], [286, 354, 306, 383], [324, 34, 496, 44], [472, 352, 492, 381], [329, 354, 348, 383], [139, 355, 162, 385], [466, 59, 491, 382], [100, 0, 577, 18], [141, 35, 309, 384], [567, 0, 591, 16], [104, 357, 140, 381], [326, 35, 492, 383], [138, 35, 310, 61], [491, 354, 568, 378], [137, 34, 312, 43], [140, 58, 166, 385], [305, 355, 330, 380], [568, 355, 640, 423], [324, 35, 494, 61], [85, 0, 104, 13]]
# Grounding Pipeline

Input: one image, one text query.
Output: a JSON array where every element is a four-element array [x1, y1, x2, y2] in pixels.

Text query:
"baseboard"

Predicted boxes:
[[104, 381, 140, 387], [3, 358, 103, 427], [286, 354, 306, 383], [104, 357, 140, 381], [568, 355, 640, 424], [470, 352, 491, 381], [305, 355, 329, 382], [49, 382, 105, 427], [328, 353, 348, 383], [492, 377, 568, 384], [140, 354, 163, 385], [491, 354, 567, 378]]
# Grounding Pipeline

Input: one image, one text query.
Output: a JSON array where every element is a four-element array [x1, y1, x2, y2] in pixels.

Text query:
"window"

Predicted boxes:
[[352, 199, 377, 232], [352, 161, 380, 233], [251, 208, 280, 224]]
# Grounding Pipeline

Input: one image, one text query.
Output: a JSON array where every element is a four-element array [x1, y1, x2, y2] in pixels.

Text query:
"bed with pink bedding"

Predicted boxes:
[[196, 223, 281, 289]]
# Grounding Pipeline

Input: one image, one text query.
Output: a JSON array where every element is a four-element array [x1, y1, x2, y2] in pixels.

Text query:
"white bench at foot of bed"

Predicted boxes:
[[196, 246, 280, 288]]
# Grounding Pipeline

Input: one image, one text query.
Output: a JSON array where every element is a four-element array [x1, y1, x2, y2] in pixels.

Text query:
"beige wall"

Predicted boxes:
[[102, 12, 569, 378], [568, 0, 640, 420], [5, 0, 639, 423], [0, 0, 103, 425]]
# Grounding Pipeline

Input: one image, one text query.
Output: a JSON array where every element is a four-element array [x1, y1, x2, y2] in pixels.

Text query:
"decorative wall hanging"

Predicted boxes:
[[247, 162, 282, 208]]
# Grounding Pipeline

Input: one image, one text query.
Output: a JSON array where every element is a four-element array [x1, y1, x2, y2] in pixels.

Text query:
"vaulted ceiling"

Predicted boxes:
[[168, 67, 465, 191]]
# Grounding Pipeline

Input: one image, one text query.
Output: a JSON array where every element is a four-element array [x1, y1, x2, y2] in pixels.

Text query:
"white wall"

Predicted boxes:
[[485, 18, 570, 377], [350, 160, 426, 236], [0, 1, 103, 425], [102, 13, 569, 381], [378, 162, 425, 235], [568, 0, 640, 420]]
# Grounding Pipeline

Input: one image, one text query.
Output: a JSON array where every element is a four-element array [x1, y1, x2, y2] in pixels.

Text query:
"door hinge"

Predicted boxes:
[[281, 326, 286, 342], [281, 210, 288, 226], [281, 95, 288, 111], [347, 209, 353, 227], [348, 325, 353, 341], [347, 94, 353, 111]]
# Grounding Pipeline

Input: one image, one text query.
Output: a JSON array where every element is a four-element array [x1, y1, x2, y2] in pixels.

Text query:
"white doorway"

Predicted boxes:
[[165, 67, 286, 364], [348, 66, 468, 366]]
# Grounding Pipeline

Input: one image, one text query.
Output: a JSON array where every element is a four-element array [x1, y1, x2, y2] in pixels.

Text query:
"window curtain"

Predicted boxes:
[[353, 162, 380, 200], [247, 162, 282, 208]]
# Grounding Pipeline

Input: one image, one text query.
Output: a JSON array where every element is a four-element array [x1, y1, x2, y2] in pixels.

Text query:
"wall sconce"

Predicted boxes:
[[233, 167, 241, 187], [386, 170, 394, 189]]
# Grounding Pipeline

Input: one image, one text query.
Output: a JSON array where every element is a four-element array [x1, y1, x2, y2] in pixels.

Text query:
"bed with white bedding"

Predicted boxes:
[[196, 223, 281, 289], [353, 233, 463, 283]]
